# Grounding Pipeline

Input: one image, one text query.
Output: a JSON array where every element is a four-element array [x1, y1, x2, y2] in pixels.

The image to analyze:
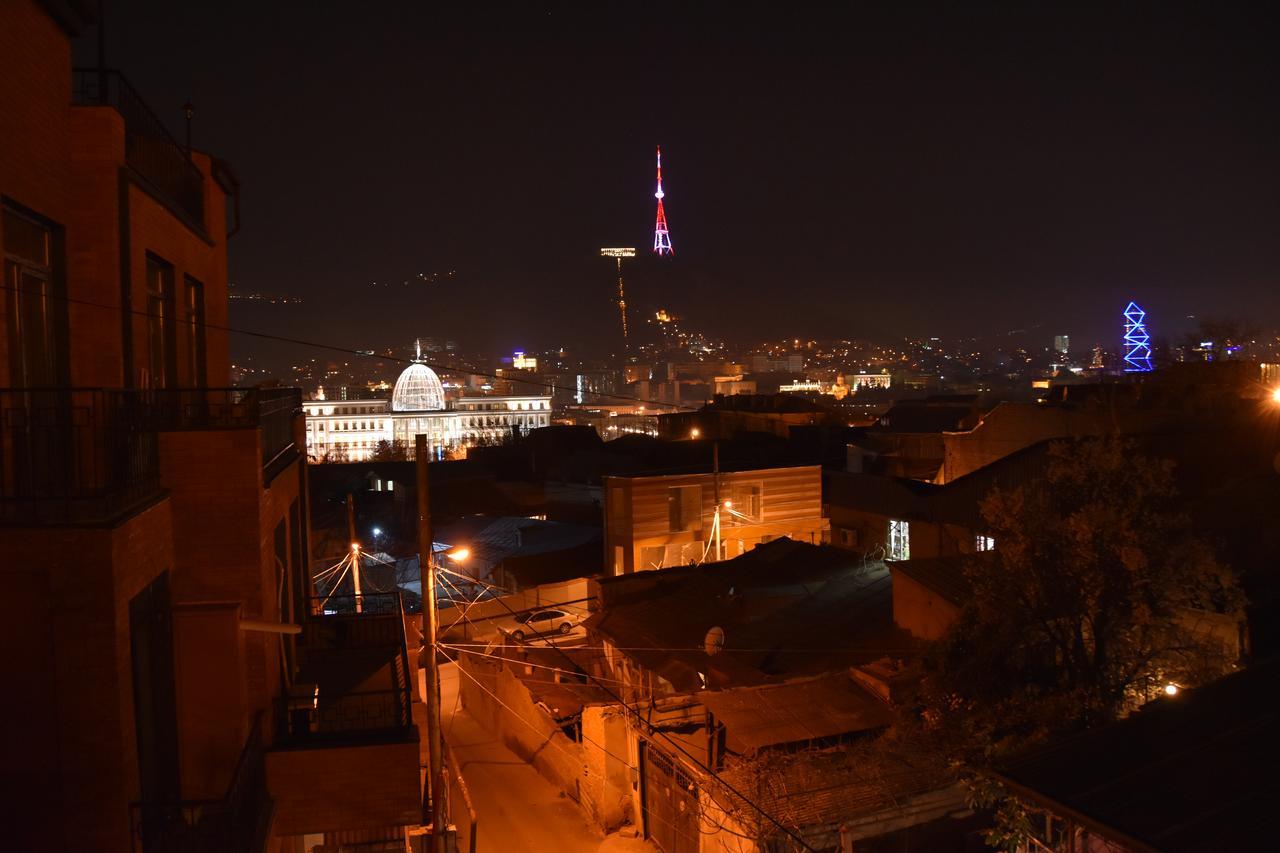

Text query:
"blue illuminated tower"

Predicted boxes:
[[1122, 301, 1153, 372]]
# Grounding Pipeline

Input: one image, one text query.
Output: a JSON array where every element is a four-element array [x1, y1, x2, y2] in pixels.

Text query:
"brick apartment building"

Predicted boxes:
[[1, 2, 421, 850]]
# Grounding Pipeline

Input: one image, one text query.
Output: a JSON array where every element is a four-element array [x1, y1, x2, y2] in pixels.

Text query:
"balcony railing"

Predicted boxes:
[[146, 387, 302, 480], [129, 714, 271, 853], [0, 388, 161, 525], [279, 592, 415, 746], [72, 68, 206, 230], [0, 387, 302, 525]]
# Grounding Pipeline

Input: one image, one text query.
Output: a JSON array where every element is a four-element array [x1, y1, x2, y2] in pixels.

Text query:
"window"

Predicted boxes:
[[184, 276, 206, 386], [668, 485, 702, 533], [144, 254, 176, 388], [727, 483, 763, 524], [4, 205, 65, 386], [888, 520, 910, 561], [975, 535, 995, 552]]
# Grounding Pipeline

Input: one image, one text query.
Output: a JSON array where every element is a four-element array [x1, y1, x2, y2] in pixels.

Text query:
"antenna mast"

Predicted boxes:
[[653, 146, 673, 255]]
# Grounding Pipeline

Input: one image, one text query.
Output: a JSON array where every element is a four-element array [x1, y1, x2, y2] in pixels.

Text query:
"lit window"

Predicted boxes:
[[975, 535, 995, 552], [727, 483, 763, 523], [668, 485, 702, 533], [888, 520, 910, 561]]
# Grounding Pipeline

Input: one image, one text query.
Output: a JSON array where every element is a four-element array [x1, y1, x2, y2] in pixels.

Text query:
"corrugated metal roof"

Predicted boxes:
[[699, 673, 892, 751]]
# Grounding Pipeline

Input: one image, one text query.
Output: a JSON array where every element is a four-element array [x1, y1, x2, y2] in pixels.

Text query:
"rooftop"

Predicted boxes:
[[587, 539, 916, 693], [698, 672, 893, 752], [994, 659, 1280, 853]]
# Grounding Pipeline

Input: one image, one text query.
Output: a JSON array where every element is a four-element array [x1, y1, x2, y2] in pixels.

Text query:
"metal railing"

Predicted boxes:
[[147, 387, 301, 475], [0, 387, 302, 525], [280, 591, 415, 745], [308, 592, 405, 618], [72, 69, 206, 230], [277, 688, 413, 742], [129, 714, 271, 853], [0, 388, 161, 524]]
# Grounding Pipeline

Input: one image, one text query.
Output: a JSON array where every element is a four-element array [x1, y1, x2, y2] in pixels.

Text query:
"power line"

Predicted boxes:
[[433, 565, 818, 851], [0, 281, 706, 413], [13, 279, 882, 443]]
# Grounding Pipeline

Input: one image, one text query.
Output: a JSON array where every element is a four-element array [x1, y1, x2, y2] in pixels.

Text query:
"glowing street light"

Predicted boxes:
[[690, 428, 701, 439], [1164, 683, 1179, 696], [1271, 387, 1280, 404], [447, 547, 470, 562]]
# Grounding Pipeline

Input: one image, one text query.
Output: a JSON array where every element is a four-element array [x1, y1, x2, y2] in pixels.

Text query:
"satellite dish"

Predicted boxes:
[[704, 626, 725, 656]]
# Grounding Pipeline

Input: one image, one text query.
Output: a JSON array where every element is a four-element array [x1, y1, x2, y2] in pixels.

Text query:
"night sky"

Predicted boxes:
[[88, 2, 1279, 361]]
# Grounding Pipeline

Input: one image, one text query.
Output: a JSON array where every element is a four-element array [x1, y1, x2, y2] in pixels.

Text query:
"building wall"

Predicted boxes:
[[457, 653, 586, 801], [940, 402, 1172, 483], [604, 466, 829, 575], [890, 571, 962, 641], [266, 740, 422, 836], [159, 428, 304, 722], [123, 166, 229, 387], [0, 0, 75, 384], [3, 498, 175, 853]]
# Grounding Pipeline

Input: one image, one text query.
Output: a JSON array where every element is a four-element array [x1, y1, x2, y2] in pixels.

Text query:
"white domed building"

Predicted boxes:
[[302, 355, 552, 462]]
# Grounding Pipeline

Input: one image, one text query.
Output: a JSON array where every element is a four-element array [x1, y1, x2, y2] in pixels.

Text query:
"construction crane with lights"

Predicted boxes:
[[600, 247, 636, 355], [653, 145, 673, 255]]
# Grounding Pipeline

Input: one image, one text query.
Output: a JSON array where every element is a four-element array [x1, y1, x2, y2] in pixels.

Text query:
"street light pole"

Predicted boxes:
[[416, 434, 445, 853]]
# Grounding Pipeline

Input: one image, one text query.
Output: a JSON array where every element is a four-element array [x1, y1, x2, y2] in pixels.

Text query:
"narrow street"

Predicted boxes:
[[434, 662, 656, 853]]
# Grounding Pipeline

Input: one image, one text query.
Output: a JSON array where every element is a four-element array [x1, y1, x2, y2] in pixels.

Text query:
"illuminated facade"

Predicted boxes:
[[303, 362, 551, 461], [1123, 301, 1153, 373], [851, 371, 892, 389]]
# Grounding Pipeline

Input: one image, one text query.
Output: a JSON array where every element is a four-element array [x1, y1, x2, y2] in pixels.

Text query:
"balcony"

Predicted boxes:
[[150, 387, 302, 483], [0, 388, 161, 525], [0, 387, 302, 525], [279, 593, 415, 745], [129, 714, 272, 853], [72, 68, 206, 232], [267, 593, 422, 836]]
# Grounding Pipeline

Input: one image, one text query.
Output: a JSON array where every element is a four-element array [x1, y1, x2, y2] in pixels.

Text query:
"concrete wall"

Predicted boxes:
[[890, 571, 961, 641], [580, 705, 635, 832], [457, 653, 586, 801]]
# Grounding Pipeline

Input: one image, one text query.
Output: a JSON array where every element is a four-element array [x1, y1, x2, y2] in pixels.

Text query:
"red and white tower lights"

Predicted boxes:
[[653, 145, 673, 255]]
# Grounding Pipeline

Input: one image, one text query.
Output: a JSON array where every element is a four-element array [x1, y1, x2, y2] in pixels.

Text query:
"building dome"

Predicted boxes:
[[391, 363, 445, 411]]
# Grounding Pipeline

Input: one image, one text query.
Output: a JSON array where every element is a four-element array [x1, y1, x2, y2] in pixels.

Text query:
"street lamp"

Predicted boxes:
[[1271, 387, 1280, 404], [447, 547, 470, 562], [690, 427, 701, 439]]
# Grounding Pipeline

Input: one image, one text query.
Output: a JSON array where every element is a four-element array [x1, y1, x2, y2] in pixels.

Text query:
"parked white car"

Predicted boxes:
[[506, 608, 585, 641]]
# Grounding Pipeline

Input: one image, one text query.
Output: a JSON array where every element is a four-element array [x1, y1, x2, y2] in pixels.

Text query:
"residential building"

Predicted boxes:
[[603, 464, 829, 574], [583, 540, 974, 852], [1, 4, 422, 849], [659, 393, 845, 441]]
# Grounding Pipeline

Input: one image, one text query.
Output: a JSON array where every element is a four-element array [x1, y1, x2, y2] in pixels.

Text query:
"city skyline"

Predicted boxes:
[[88, 2, 1278, 359]]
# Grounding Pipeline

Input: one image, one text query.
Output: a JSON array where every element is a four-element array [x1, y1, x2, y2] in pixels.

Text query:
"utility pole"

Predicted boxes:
[[346, 493, 362, 614], [712, 441, 722, 562], [416, 434, 445, 853]]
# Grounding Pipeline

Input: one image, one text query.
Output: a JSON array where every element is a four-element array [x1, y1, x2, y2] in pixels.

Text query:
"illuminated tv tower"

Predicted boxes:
[[1122, 301, 1153, 372], [653, 146, 673, 255]]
